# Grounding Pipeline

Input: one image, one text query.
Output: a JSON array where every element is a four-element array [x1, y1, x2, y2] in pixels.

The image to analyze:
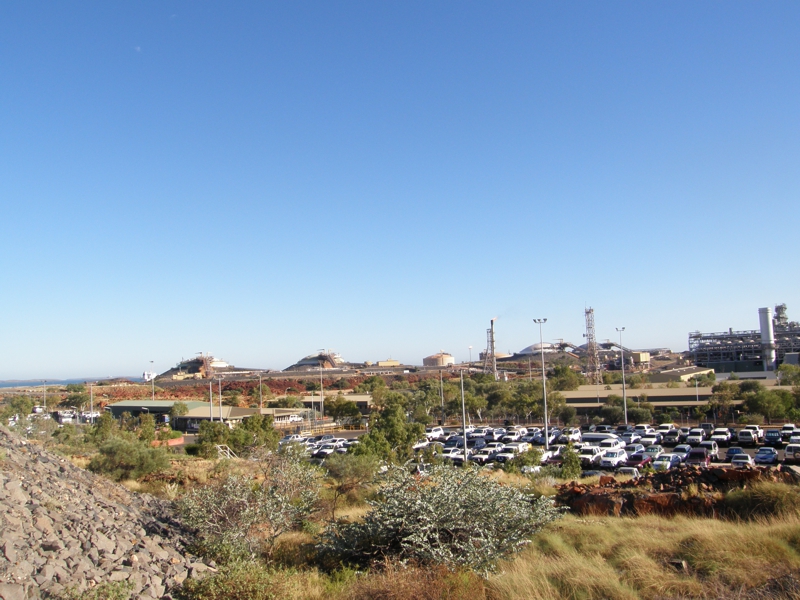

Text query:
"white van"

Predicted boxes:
[[581, 432, 620, 446]]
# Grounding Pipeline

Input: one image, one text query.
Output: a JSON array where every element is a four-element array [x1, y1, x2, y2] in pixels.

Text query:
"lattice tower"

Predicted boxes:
[[584, 308, 602, 385], [482, 319, 499, 381]]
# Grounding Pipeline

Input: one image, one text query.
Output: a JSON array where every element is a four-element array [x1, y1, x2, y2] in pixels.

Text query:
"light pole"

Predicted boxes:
[[150, 361, 155, 402], [258, 373, 263, 411], [460, 371, 468, 464], [217, 377, 223, 422], [533, 319, 549, 451], [209, 380, 214, 421], [617, 327, 628, 425]]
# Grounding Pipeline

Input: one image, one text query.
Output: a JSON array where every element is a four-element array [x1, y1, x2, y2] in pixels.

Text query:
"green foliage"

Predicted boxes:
[[603, 371, 623, 385], [56, 580, 133, 600], [170, 402, 189, 418], [317, 464, 563, 573], [0, 395, 35, 421], [177, 449, 319, 561], [505, 447, 542, 475], [548, 366, 584, 391], [325, 394, 362, 424], [353, 401, 424, 463], [557, 404, 577, 426], [88, 438, 169, 481], [560, 444, 582, 480], [778, 364, 800, 386], [197, 415, 279, 457], [324, 452, 379, 520], [626, 374, 649, 389], [138, 413, 156, 443], [627, 407, 652, 424], [174, 562, 299, 600], [89, 412, 119, 443], [600, 406, 624, 424]]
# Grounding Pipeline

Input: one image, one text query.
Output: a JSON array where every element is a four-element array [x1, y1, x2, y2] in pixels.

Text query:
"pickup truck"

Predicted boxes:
[[579, 446, 603, 467], [742, 425, 764, 441]]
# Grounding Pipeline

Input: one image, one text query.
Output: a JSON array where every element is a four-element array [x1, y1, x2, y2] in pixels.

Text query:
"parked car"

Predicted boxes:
[[469, 448, 497, 465], [783, 444, 800, 465], [742, 424, 764, 442], [493, 443, 528, 463], [676, 427, 692, 443], [731, 454, 755, 468], [653, 453, 682, 471], [698, 440, 720, 461], [594, 425, 615, 433], [781, 424, 798, 440], [412, 439, 430, 450], [725, 446, 747, 462], [501, 431, 522, 443], [558, 427, 581, 444], [634, 424, 655, 436], [624, 443, 646, 455], [617, 466, 641, 478], [663, 429, 683, 445], [754, 447, 780, 465], [685, 448, 711, 467], [673, 444, 692, 462], [764, 429, 784, 448], [600, 449, 628, 469], [598, 438, 626, 452], [579, 446, 604, 467], [710, 428, 732, 446], [621, 431, 642, 444], [625, 453, 652, 469], [639, 435, 661, 447], [643, 445, 664, 460], [425, 426, 444, 439], [738, 429, 758, 447], [686, 428, 706, 446]]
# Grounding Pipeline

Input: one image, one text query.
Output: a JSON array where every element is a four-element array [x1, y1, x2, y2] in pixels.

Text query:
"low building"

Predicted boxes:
[[649, 367, 713, 384]]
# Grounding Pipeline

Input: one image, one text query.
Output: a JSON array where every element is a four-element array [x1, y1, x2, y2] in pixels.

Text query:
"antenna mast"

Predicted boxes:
[[584, 307, 602, 386]]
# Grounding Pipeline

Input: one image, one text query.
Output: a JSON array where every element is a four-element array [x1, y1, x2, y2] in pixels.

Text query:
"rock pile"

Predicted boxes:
[[556, 465, 793, 517], [0, 426, 210, 599]]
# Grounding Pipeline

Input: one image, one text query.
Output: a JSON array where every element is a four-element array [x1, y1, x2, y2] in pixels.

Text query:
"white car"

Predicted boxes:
[[686, 428, 706, 445], [710, 428, 732, 446], [599, 438, 626, 452], [600, 449, 628, 469], [731, 454, 755, 468], [412, 439, 430, 450], [425, 426, 444, 439], [621, 432, 642, 444]]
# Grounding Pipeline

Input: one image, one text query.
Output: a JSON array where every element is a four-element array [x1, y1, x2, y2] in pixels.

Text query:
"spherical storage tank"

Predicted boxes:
[[423, 353, 456, 367]]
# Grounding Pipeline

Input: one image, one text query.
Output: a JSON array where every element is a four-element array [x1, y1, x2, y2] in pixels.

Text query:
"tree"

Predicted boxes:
[[710, 381, 737, 424], [324, 453, 379, 520], [88, 438, 169, 481], [778, 364, 800, 387], [548, 366, 584, 391], [226, 414, 280, 456], [560, 444, 582, 480], [170, 402, 189, 419], [138, 413, 156, 444], [317, 465, 562, 573], [557, 404, 577, 426], [325, 395, 362, 424], [353, 399, 424, 463]]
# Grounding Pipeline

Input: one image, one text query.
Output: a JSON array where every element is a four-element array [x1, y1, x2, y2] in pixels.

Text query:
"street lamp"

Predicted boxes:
[[616, 327, 628, 425], [533, 319, 549, 451], [150, 361, 155, 402]]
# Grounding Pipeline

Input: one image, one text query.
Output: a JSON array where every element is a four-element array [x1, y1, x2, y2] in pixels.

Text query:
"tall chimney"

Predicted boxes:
[[759, 307, 776, 371]]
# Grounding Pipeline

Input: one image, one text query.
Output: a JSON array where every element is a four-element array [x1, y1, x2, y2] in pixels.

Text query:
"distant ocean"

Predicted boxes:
[[0, 378, 143, 389]]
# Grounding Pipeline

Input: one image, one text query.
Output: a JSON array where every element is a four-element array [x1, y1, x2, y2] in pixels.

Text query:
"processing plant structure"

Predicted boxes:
[[689, 304, 800, 373]]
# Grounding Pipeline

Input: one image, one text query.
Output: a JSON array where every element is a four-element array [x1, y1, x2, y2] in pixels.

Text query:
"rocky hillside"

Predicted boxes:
[[0, 426, 209, 599]]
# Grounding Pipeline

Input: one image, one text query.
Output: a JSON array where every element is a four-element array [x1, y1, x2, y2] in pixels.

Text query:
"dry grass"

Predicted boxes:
[[487, 513, 800, 600], [343, 564, 485, 600]]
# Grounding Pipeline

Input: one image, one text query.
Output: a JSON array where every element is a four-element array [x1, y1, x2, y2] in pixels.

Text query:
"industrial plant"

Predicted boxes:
[[689, 304, 800, 373]]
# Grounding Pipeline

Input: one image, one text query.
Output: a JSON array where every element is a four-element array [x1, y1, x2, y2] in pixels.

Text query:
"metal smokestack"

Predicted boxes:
[[759, 307, 776, 371]]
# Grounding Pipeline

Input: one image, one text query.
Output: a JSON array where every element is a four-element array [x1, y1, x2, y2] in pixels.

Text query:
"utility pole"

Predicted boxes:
[[209, 380, 214, 421], [439, 370, 445, 426]]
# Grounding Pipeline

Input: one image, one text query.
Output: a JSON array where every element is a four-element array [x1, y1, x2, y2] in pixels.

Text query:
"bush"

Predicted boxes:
[[317, 464, 563, 573], [346, 563, 485, 600], [174, 562, 302, 600], [725, 482, 800, 519], [88, 438, 169, 481], [177, 449, 319, 561], [560, 444, 582, 480]]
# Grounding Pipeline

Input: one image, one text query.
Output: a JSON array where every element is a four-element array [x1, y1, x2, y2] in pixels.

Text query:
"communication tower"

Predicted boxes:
[[584, 308, 602, 386], [483, 318, 499, 381]]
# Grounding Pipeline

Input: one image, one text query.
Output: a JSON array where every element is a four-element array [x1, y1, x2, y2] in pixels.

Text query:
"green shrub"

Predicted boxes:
[[174, 562, 297, 600], [725, 482, 800, 519], [317, 464, 563, 573], [56, 581, 133, 600], [560, 444, 582, 480], [88, 437, 169, 481]]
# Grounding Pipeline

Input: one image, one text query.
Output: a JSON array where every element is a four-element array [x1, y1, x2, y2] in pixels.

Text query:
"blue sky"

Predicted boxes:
[[1, 2, 798, 379]]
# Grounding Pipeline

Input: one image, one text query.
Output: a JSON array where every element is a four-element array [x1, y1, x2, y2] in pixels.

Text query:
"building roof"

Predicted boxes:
[[107, 400, 208, 411]]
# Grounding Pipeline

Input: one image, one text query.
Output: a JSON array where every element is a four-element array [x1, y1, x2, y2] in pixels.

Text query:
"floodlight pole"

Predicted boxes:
[[534, 319, 549, 451], [460, 371, 468, 464], [617, 327, 628, 425]]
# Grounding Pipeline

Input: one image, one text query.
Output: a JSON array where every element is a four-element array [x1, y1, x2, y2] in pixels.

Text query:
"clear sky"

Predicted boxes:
[[1, 2, 799, 379]]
